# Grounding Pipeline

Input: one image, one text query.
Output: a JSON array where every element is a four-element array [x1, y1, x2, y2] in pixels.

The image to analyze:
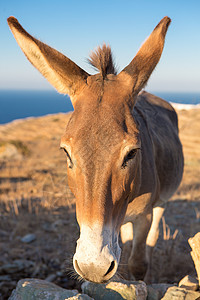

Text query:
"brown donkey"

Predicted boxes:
[[8, 16, 183, 283]]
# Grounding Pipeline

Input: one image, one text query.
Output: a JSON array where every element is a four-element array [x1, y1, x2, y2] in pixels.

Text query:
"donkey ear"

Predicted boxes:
[[118, 17, 171, 104], [7, 17, 89, 104]]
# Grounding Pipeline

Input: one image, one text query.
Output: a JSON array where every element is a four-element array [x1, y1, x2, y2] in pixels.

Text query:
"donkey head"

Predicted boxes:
[[8, 16, 171, 283]]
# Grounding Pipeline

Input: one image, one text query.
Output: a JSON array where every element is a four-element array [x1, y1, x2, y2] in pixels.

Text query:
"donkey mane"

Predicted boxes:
[[88, 44, 117, 78]]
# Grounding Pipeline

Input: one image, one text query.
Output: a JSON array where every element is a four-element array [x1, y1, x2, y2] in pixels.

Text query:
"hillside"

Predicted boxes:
[[0, 108, 199, 298]]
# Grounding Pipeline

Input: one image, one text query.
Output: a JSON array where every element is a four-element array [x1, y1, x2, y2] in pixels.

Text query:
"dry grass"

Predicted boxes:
[[0, 109, 200, 298]]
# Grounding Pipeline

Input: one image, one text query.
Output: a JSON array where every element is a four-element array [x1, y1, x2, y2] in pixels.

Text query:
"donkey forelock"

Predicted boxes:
[[88, 44, 117, 79]]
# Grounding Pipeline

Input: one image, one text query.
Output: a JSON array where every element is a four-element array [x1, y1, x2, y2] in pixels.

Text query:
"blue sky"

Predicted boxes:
[[1, 0, 200, 92]]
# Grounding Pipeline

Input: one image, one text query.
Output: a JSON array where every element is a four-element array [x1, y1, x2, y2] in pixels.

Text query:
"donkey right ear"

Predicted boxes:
[[117, 16, 171, 108], [7, 17, 89, 105]]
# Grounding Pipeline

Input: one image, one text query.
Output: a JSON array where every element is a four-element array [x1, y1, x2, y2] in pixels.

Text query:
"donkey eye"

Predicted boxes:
[[127, 149, 137, 160], [61, 148, 73, 169], [63, 148, 69, 156], [122, 149, 137, 169]]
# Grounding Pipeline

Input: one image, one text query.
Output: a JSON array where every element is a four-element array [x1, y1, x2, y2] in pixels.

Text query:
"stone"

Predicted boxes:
[[45, 273, 57, 282], [0, 275, 12, 281], [0, 260, 34, 274], [0, 143, 22, 160], [20, 233, 36, 243], [179, 275, 199, 291], [147, 286, 159, 300], [82, 280, 147, 300], [188, 232, 200, 285], [68, 294, 94, 299], [148, 283, 175, 299], [0, 263, 19, 274], [8, 278, 93, 300], [161, 286, 200, 300]]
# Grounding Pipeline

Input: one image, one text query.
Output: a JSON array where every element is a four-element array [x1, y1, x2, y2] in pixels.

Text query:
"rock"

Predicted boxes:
[[0, 229, 9, 237], [21, 233, 36, 243], [188, 232, 200, 285], [161, 286, 200, 300], [68, 294, 94, 299], [0, 275, 12, 281], [147, 286, 159, 300], [56, 271, 63, 277], [179, 275, 199, 291], [148, 283, 175, 299], [8, 278, 93, 300], [42, 222, 54, 232], [0, 263, 20, 274], [0, 260, 34, 274], [82, 280, 147, 300], [0, 143, 22, 160], [45, 273, 57, 282], [52, 219, 67, 228]]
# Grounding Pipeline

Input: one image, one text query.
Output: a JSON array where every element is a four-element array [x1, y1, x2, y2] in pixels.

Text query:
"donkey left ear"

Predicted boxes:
[[118, 17, 171, 105], [7, 17, 89, 106]]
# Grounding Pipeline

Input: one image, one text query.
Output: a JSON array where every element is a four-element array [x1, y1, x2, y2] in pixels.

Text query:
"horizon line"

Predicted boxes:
[[1, 88, 200, 94]]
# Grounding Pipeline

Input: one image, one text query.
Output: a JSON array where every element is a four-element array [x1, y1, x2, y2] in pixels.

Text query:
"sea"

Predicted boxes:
[[0, 90, 200, 125]]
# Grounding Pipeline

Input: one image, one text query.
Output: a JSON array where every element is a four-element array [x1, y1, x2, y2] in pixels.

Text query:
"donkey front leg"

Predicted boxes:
[[128, 212, 152, 281], [144, 205, 165, 283]]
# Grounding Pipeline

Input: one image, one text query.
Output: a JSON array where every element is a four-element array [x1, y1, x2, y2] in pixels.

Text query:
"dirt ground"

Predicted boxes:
[[0, 107, 200, 299]]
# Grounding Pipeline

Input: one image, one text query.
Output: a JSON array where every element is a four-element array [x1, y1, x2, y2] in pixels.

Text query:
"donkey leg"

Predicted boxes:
[[120, 222, 134, 244], [119, 222, 134, 278], [144, 205, 165, 283], [128, 212, 152, 280]]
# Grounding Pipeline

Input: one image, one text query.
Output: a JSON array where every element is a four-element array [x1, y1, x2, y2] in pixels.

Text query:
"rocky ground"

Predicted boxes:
[[0, 108, 200, 299]]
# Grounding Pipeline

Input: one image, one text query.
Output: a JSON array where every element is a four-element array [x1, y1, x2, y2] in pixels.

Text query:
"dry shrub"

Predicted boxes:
[[152, 216, 196, 283]]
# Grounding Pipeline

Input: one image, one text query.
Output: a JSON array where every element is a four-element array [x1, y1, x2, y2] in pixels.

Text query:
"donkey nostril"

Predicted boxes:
[[104, 260, 115, 277], [74, 259, 84, 277]]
